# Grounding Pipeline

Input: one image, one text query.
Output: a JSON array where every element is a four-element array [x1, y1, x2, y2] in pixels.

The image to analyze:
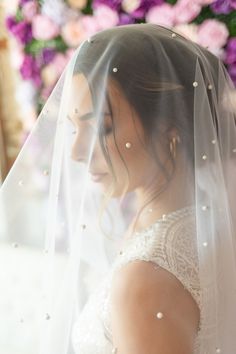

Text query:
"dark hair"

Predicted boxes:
[[74, 24, 221, 199]]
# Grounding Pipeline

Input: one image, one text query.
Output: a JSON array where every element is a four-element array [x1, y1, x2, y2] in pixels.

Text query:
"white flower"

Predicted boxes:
[[41, 0, 79, 26], [174, 24, 198, 42], [121, 0, 141, 14]]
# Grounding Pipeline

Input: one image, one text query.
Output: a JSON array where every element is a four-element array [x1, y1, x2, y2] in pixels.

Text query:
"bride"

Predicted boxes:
[[0, 23, 235, 354], [70, 66, 199, 354]]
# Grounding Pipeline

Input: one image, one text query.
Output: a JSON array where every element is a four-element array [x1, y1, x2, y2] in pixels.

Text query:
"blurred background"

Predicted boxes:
[[0, 0, 236, 184], [0, 2, 235, 353]]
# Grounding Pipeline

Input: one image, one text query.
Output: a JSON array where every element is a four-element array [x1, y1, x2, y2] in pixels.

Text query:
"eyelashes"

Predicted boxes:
[[71, 126, 113, 136], [103, 126, 113, 135], [99, 112, 113, 135], [70, 112, 113, 136]]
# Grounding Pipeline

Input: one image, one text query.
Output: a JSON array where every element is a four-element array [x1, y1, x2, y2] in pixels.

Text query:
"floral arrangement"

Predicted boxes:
[[5, 0, 236, 115]]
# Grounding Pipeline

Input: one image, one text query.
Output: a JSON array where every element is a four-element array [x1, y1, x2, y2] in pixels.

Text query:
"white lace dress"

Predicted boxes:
[[72, 205, 203, 354]]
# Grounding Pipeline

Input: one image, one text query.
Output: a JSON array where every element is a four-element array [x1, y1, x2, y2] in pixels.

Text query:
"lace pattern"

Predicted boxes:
[[72, 206, 202, 354]]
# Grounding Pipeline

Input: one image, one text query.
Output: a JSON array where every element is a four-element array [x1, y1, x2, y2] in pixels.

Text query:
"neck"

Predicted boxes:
[[130, 153, 194, 234]]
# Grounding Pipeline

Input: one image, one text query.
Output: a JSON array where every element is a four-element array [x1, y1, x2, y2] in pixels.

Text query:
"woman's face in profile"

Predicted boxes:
[[68, 73, 160, 197]]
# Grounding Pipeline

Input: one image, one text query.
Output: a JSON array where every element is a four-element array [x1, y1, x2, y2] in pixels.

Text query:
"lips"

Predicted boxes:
[[89, 172, 107, 182]]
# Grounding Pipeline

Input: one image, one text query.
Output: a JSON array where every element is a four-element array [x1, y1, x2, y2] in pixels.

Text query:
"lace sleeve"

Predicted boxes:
[[111, 214, 201, 313]]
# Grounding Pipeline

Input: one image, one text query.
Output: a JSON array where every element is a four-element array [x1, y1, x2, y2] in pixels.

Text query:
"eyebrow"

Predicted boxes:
[[67, 111, 111, 122], [67, 112, 94, 121]]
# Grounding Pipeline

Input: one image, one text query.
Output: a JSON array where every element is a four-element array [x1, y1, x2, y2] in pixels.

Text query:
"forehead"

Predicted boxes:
[[68, 73, 129, 121], [69, 73, 93, 117]]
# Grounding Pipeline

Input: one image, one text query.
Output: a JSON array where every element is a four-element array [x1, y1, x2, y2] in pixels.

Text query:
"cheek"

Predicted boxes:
[[91, 139, 110, 170], [126, 145, 149, 180], [105, 131, 149, 183]]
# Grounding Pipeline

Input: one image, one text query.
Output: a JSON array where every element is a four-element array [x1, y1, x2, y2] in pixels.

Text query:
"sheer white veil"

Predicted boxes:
[[0, 23, 236, 354]]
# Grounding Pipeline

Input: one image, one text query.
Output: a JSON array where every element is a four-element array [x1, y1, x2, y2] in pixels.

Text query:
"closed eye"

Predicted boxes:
[[69, 113, 112, 135], [103, 126, 112, 135], [102, 113, 112, 135]]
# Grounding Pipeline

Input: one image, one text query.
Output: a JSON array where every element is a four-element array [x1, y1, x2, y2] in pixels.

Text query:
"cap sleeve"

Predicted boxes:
[[112, 213, 201, 312]]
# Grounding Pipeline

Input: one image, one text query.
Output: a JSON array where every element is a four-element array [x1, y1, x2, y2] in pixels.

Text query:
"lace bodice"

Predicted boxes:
[[72, 205, 203, 354]]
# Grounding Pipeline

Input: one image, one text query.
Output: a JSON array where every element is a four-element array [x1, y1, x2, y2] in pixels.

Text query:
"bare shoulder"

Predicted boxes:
[[110, 260, 200, 354]]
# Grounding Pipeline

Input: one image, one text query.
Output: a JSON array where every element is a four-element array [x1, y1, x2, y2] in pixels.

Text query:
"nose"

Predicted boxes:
[[70, 154, 85, 162], [70, 132, 90, 163], [70, 130, 99, 163], [70, 146, 89, 163]]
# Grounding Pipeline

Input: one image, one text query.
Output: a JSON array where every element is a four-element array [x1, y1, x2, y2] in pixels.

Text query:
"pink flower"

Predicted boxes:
[[174, 24, 198, 42], [195, 0, 214, 4], [146, 4, 175, 28], [94, 5, 119, 30], [80, 15, 100, 37], [41, 64, 58, 87], [197, 19, 229, 50], [61, 20, 86, 47], [41, 85, 54, 100], [52, 53, 70, 77], [67, 0, 87, 9], [66, 48, 76, 61], [21, 1, 38, 22], [174, 0, 201, 25], [11, 45, 25, 69], [32, 15, 60, 40], [42, 52, 70, 87], [121, 0, 141, 14]]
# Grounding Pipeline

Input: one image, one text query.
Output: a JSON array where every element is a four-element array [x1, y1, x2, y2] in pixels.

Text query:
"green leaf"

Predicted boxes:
[[25, 37, 68, 56], [228, 13, 236, 36], [165, 0, 178, 5], [38, 0, 45, 7], [25, 39, 47, 56], [48, 37, 68, 52], [15, 8, 24, 22], [81, 0, 93, 15]]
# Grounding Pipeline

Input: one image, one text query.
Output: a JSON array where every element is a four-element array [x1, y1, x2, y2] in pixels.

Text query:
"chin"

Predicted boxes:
[[107, 183, 134, 199], [98, 175, 134, 198], [97, 180, 120, 199]]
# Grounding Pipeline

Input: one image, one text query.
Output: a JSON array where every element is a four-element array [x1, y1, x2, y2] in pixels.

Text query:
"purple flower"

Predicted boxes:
[[210, 0, 232, 14], [231, 0, 236, 9], [6, 17, 32, 44], [225, 38, 236, 65], [228, 63, 236, 86], [118, 13, 135, 25], [15, 22, 32, 44], [41, 48, 56, 65], [5, 16, 17, 31], [19, 0, 32, 6], [130, 0, 164, 19], [93, 0, 163, 19], [92, 0, 122, 11], [20, 54, 42, 88]]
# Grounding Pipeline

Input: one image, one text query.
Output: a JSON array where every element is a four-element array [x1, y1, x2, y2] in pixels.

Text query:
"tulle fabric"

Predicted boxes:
[[0, 23, 236, 354]]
